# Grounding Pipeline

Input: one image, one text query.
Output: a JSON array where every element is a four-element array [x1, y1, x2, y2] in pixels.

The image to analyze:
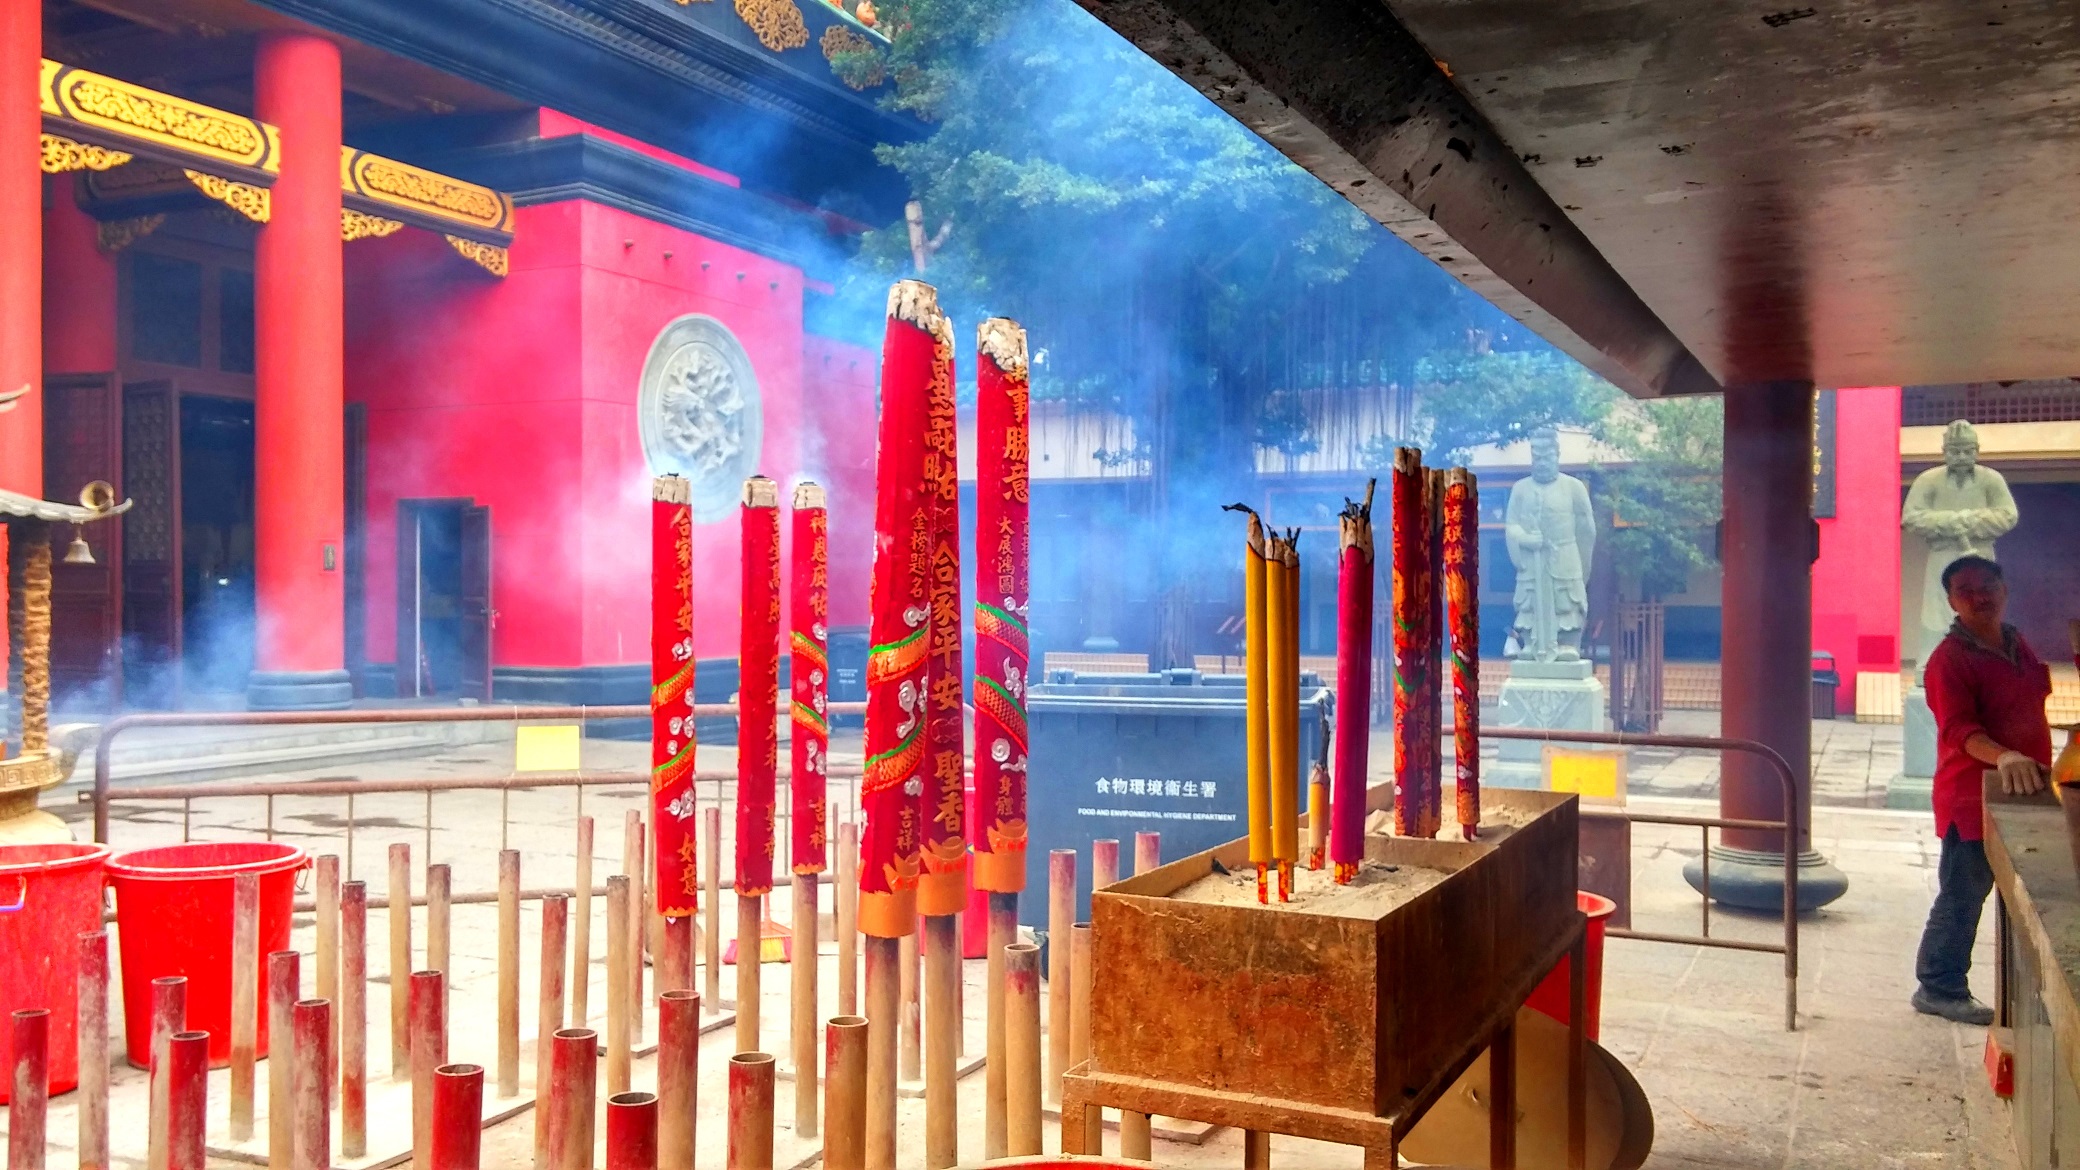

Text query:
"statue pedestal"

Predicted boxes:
[[1489, 658, 1607, 789], [1886, 685, 1938, 810]]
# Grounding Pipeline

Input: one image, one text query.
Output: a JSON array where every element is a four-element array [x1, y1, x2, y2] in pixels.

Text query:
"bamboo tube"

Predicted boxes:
[[923, 914, 958, 1168], [1120, 1111, 1152, 1160], [1070, 923, 1096, 1154], [268, 952, 300, 1166], [793, 873, 819, 1136], [431, 1063, 485, 1170], [836, 821, 858, 1016], [705, 807, 723, 1007], [824, 1015, 867, 1170], [1092, 839, 1119, 890], [863, 937, 900, 1170], [10, 1009, 48, 1170], [984, 893, 1016, 1160], [538, 894, 569, 1100], [661, 916, 693, 995], [607, 1091, 660, 1170], [428, 862, 452, 995], [657, 991, 700, 1169], [147, 975, 184, 1170], [573, 816, 594, 1027], [77, 931, 108, 1170], [606, 875, 633, 1095], [625, 811, 647, 1045], [729, 1053, 777, 1170], [293, 1000, 332, 1170], [499, 849, 522, 1096], [342, 881, 369, 1158], [314, 854, 340, 1103], [546, 1029, 599, 1170], [1244, 1130, 1272, 1168], [1046, 850, 1074, 1107], [389, 842, 412, 1077], [1225, 505, 1272, 898], [229, 873, 259, 1140], [165, 1030, 206, 1170], [898, 931, 919, 1081], [738, 893, 764, 1053], [1133, 832, 1160, 876], [1004, 942, 1042, 1156], [410, 971, 447, 1170]]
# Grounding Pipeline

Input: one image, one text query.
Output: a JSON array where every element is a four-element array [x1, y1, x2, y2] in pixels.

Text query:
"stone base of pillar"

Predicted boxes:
[[1886, 686, 1937, 810], [1681, 845, 1848, 912], [246, 669, 353, 711]]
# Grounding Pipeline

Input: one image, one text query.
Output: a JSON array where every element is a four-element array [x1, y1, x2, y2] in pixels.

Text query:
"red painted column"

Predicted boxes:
[[1691, 381, 1846, 910], [250, 33, 350, 709], [0, 0, 41, 495], [43, 175, 118, 375]]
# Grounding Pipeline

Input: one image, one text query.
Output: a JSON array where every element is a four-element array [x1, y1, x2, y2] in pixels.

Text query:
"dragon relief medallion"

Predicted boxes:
[[638, 315, 764, 522]]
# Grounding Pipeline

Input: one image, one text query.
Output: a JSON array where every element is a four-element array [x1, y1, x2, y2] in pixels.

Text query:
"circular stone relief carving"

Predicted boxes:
[[638, 315, 764, 522]]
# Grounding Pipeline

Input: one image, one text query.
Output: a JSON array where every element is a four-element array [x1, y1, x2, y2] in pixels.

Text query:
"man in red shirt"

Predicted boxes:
[[1916, 555, 2052, 1024]]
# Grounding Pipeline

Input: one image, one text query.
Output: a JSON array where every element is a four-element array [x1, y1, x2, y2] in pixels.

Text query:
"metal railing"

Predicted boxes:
[[1480, 726, 1802, 1031]]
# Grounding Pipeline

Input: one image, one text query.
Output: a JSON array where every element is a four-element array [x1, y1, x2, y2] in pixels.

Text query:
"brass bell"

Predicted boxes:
[[63, 525, 94, 565]]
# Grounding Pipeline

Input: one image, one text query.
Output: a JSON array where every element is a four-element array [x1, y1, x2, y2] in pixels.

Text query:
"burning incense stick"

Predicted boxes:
[[1332, 480, 1375, 883], [1277, 531, 1302, 899], [1393, 449, 1442, 838], [651, 476, 699, 921], [738, 475, 782, 905], [1263, 530, 1292, 901], [861, 279, 945, 941], [792, 482, 831, 877], [918, 316, 967, 921], [1222, 504, 1272, 901], [1443, 468, 1481, 839], [974, 320, 1033, 898]]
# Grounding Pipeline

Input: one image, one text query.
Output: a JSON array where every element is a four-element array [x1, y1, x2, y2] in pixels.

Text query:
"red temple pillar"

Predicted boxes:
[[44, 175, 117, 375], [248, 32, 350, 709], [1687, 381, 1846, 910], [0, 0, 41, 495]]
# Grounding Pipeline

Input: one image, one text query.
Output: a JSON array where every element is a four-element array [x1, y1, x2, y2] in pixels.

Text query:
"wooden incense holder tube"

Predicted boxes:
[[228, 874, 259, 1141], [430, 1062, 485, 1170], [824, 1015, 867, 1170], [341, 881, 369, 1158], [388, 843, 412, 1079], [498, 849, 521, 1097], [573, 815, 594, 1027], [657, 990, 701, 1169], [1046, 850, 1074, 1107], [728, 1052, 777, 1170], [409, 970, 447, 1170], [922, 914, 958, 1168], [793, 873, 820, 1137], [292, 999, 333, 1168], [1004, 941, 1043, 1156], [77, 931, 109, 1170], [606, 875, 633, 1095], [268, 953, 298, 1166], [738, 892, 764, 1053], [863, 936, 900, 1170]]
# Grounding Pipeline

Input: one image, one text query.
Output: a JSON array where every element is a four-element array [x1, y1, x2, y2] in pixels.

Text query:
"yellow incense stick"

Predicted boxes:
[[1266, 534, 1295, 882]]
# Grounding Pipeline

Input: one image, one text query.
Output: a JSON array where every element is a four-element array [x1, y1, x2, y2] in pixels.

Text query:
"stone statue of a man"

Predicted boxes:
[[1903, 419, 2018, 661], [1505, 427, 1597, 660]]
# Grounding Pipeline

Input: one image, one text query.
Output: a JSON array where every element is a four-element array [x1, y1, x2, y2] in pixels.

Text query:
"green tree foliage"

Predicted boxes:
[[1357, 348, 1617, 468], [1597, 396, 1724, 600]]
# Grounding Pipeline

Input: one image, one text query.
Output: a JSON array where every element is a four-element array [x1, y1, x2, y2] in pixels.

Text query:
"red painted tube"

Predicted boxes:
[[9, 1009, 49, 1170], [164, 1030, 207, 1170], [77, 931, 109, 1170], [340, 880, 369, 1158], [1091, 839, 1119, 890], [410, 971, 447, 1170], [728, 1052, 776, 1170], [657, 991, 699, 1169], [606, 1091, 660, 1170], [1133, 832, 1160, 876], [292, 1000, 331, 1169], [147, 975, 186, 1170], [430, 1063, 485, 1170], [545, 1028, 599, 1169]]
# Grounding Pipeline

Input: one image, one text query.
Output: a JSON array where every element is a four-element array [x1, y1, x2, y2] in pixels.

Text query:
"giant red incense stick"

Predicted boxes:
[[861, 279, 944, 941], [792, 482, 831, 877], [652, 476, 699, 919], [972, 319, 1032, 897], [1331, 481, 1376, 883], [1393, 448, 1441, 838], [1443, 468, 1481, 838], [918, 316, 967, 920], [739, 476, 782, 901]]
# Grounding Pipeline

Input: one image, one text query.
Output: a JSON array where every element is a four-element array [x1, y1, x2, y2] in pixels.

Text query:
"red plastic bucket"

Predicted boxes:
[[107, 841, 308, 1068], [1526, 890, 1616, 1041], [0, 842, 110, 1103]]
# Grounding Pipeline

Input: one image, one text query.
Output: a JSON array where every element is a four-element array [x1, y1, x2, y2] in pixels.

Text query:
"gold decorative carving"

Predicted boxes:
[[446, 235, 509, 277], [43, 58, 277, 175], [341, 209, 405, 241], [39, 133, 130, 173], [820, 26, 885, 88], [343, 150, 512, 234], [184, 170, 269, 223], [736, 0, 809, 51], [95, 213, 165, 253]]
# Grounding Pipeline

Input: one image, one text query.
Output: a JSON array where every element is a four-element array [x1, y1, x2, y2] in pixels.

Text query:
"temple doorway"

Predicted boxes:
[[395, 499, 492, 701]]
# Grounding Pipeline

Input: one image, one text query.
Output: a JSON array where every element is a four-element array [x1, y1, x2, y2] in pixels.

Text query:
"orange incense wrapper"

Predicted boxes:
[[972, 319, 1032, 894], [736, 476, 782, 899], [651, 475, 698, 915], [791, 482, 830, 875]]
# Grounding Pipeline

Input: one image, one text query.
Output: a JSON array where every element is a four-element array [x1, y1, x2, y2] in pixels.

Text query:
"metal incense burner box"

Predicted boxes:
[[1086, 788, 1580, 1120]]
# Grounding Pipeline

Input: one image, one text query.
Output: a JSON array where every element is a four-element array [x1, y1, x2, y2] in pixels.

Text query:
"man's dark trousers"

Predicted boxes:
[[1916, 825, 1996, 1000]]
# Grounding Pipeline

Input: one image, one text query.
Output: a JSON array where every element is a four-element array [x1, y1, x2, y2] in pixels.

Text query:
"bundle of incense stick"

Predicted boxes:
[[650, 475, 699, 918], [1443, 468, 1481, 838], [1330, 481, 1375, 883], [738, 476, 782, 900], [1223, 504, 1274, 901], [1275, 529, 1301, 898], [973, 319, 1033, 898], [1393, 448, 1442, 838], [791, 482, 830, 877], [918, 311, 968, 920]]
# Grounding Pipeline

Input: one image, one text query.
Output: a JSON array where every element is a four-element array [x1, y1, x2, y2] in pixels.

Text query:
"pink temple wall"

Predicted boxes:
[[344, 197, 877, 680], [1811, 384, 1903, 710]]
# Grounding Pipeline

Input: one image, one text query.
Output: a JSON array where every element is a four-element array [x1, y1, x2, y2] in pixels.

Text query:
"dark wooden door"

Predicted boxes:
[[344, 403, 366, 695], [43, 372, 122, 706], [458, 504, 492, 701], [121, 381, 182, 705], [395, 500, 422, 699]]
